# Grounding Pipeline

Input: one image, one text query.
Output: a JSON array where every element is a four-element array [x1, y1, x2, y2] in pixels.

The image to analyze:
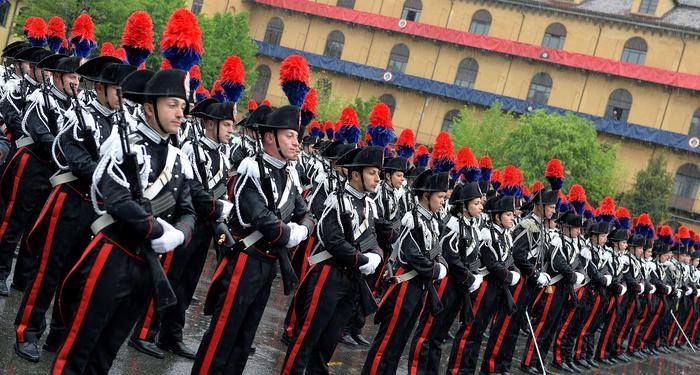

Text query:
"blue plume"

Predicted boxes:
[[212, 90, 227, 103], [481, 167, 492, 184], [432, 159, 455, 173], [189, 79, 200, 94], [161, 47, 201, 71], [584, 207, 594, 220], [281, 81, 309, 107], [300, 111, 315, 128], [196, 91, 208, 102], [310, 127, 322, 138], [397, 145, 413, 159], [571, 201, 585, 216], [71, 38, 96, 58], [336, 126, 361, 145], [617, 218, 630, 230], [501, 185, 523, 199], [124, 46, 151, 68], [220, 82, 244, 104], [47, 36, 62, 53], [416, 154, 429, 169], [547, 176, 564, 191], [462, 168, 481, 184]]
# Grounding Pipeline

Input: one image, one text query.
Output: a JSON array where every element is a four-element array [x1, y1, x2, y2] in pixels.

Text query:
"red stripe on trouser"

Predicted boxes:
[[598, 296, 617, 359], [667, 312, 677, 347], [282, 265, 331, 375], [409, 277, 449, 375], [628, 299, 649, 352], [199, 253, 249, 375], [0, 152, 30, 236], [486, 278, 524, 373], [575, 293, 601, 360], [25, 186, 61, 256], [285, 264, 319, 338], [450, 279, 489, 375], [555, 288, 584, 364], [642, 298, 662, 344], [677, 303, 694, 346], [690, 300, 700, 342], [52, 243, 113, 374], [371, 279, 411, 375], [138, 251, 175, 340], [523, 285, 557, 367], [16, 191, 67, 342], [614, 298, 637, 354], [299, 236, 315, 279]]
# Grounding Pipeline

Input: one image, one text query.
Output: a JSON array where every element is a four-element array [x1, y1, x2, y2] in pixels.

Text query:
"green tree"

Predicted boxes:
[[197, 12, 258, 89], [313, 74, 345, 122], [350, 96, 379, 132], [500, 110, 618, 202], [451, 101, 517, 158], [623, 155, 673, 224]]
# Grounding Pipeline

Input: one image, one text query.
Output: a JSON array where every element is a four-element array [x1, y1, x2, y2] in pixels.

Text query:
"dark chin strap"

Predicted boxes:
[[273, 130, 288, 160], [151, 98, 167, 135]]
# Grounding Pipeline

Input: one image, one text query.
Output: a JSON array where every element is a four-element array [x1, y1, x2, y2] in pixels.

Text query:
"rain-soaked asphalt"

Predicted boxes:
[[0, 249, 698, 374]]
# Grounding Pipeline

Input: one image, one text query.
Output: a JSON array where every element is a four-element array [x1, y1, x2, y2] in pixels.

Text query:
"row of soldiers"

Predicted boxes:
[[1, 9, 700, 375]]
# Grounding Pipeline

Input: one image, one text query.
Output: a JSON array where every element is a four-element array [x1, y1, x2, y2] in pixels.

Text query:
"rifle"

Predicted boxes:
[[115, 88, 177, 312], [559, 230, 579, 310], [41, 76, 58, 135], [412, 207, 444, 316], [68, 83, 99, 161], [336, 178, 379, 316], [252, 124, 298, 296], [458, 212, 474, 322], [490, 223, 517, 314]]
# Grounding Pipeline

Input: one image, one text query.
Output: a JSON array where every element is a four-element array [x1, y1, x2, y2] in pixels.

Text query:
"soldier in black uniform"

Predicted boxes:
[[363, 170, 449, 375], [192, 105, 313, 375], [14, 56, 135, 362], [51, 69, 197, 374]]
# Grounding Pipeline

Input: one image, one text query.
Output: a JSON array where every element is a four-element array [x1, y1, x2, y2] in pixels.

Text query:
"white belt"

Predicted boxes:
[[394, 270, 418, 283], [91, 214, 116, 235], [15, 137, 34, 148], [548, 274, 564, 285], [50, 171, 78, 187], [237, 230, 264, 251], [308, 249, 332, 266]]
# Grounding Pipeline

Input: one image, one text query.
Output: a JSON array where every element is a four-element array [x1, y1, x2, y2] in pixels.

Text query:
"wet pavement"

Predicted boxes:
[[0, 250, 698, 374]]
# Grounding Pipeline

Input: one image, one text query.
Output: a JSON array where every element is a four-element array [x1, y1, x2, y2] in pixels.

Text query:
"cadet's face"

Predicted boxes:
[[390, 171, 404, 189], [61, 73, 80, 97], [218, 120, 234, 143], [466, 198, 483, 217], [660, 253, 670, 262], [106, 85, 120, 110], [633, 246, 644, 257], [645, 248, 652, 259], [693, 258, 699, 267], [544, 204, 556, 219], [275, 129, 300, 161], [594, 233, 608, 246], [21, 62, 31, 76], [148, 97, 186, 135], [361, 167, 380, 193], [429, 192, 447, 213], [497, 211, 515, 229], [616, 240, 628, 252]]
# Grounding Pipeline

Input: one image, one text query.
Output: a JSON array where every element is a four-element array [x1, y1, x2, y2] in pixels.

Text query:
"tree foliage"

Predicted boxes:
[[350, 96, 379, 132], [622, 155, 673, 225], [451, 101, 517, 157]]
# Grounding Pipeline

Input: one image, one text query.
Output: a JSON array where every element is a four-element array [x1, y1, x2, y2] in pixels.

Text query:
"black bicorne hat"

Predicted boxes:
[[588, 221, 611, 235], [405, 166, 425, 180], [384, 156, 408, 173], [120, 69, 155, 103], [450, 181, 482, 204], [627, 234, 646, 248], [143, 69, 190, 103], [484, 195, 516, 213], [652, 240, 671, 257], [75, 56, 123, 82], [337, 146, 384, 170], [3, 42, 30, 59], [3, 41, 29, 55], [556, 211, 585, 228], [244, 104, 272, 128], [47, 56, 82, 74], [36, 54, 65, 71], [532, 189, 559, 205], [321, 141, 356, 161], [190, 98, 218, 118], [99, 64, 137, 86], [302, 135, 319, 145], [608, 228, 629, 243], [413, 170, 449, 193], [201, 102, 236, 121], [262, 105, 301, 133], [14, 47, 44, 62]]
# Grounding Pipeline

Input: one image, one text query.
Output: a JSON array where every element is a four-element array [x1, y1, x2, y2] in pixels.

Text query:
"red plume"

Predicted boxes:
[[369, 102, 392, 128], [479, 155, 493, 169], [247, 100, 258, 111], [678, 226, 691, 239], [532, 180, 545, 193], [24, 17, 36, 34], [47, 16, 66, 38], [568, 184, 586, 203], [456, 147, 478, 170], [159, 9, 203, 54], [616, 207, 631, 220], [501, 165, 523, 188], [160, 58, 172, 70], [636, 213, 653, 229], [323, 120, 334, 133], [189, 65, 201, 82], [26, 17, 47, 39], [491, 169, 502, 184], [545, 159, 564, 179], [431, 132, 455, 162], [71, 14, 95, 43], [279, 55, 310, 86], [598, 197, 615, 216], [658, 225, 672, 238], [220, 55, 245, 85], [121, 11, 155, 51], [338, 107, 359, 127], [114, 48, 127, 61], [301, 88, 318, 117], [261, 99, 271, 107], [100, 42, 116, 57], [415, 144, 429, 157], [522, 185, 532, 198]]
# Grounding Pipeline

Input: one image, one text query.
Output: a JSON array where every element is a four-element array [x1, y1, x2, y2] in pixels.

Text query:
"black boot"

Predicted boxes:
[[128, 338, 165, 359], [15, 341, 40, 362]]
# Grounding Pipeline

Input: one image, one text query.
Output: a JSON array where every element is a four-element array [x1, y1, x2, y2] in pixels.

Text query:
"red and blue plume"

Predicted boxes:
[[414, 145, 430, 169], [368, 102, 396, 149], [323, 120, 335, 140], [385, 145, 394, 158], [309, 121, 322, 138], [615, 207, 631, 230], [479, 155, 493, 183], [491, 169, 502, 191], [160, 58, 172, 70], [532, 180, 545, 194], [100, 42, 116, 57], [47, 17, 66, 53], [300, 88, 318, 127], [114, 47, 127, 62], [219, 56, 245, 103], [70, 14, 97, 58], [26, 17, 47, 48], [247, 100, 258, 113], [568, 184, 587, 216], [121, 11, 154, 67], [597, 197, 616, 223], [210, 80, 226, 102], [279, 55, 310, 107], [499, 165, 523, 199], [545, 159, 565, 191], [689, 230, 697, 249], [522, 185, 532, 201], [657, 225, 673, 245], [678, 226, 692, 247], [365, 131, 372, 146], [557, 191, 570, 213], [431, 132, 455, 173], [633, 213, 654, 239], [189, 65, 201, 93], [335, 108, 361, 144], [584, 202, 595, 220], [456, 147, 480, 183], [395, 129, 415, 159], [261, 99, 271, 107], [450, 166, 461, 184], [160, 9, 203, 71], [195, 86, 210, 102], [59, 38, 69, 55]]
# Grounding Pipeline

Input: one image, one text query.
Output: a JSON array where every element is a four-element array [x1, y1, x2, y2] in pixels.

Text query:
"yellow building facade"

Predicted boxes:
[[194, 0, 700, 228], [0, 1, 20, 48]]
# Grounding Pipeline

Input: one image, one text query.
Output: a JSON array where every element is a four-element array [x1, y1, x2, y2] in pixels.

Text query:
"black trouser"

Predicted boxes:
[[553, 286, 588, 365], [596, 292, 621, 359], [642, 294, 667, 349], [521, 283, 571, 369], [132, 221, 212, 344], [282, 263, 358, 374], [51, 233, 151, 375], [0, 148, 53, 284], [14, 182, 95, 344], [362, 274, 427, 375], [575, 286, 606, 362], [610, 291, 637, 356], [629, 293, 654, 352], [192, 250, 276, 375]]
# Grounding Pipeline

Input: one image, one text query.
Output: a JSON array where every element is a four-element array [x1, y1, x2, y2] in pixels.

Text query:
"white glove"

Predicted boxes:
[[603, 275, 612, 287], [574, 272, 585, 286], [151, 218, 185, 253], [619, 284, 628, 296], [437, 263, 447, 280], [696, 289, 700, 298], [666, 285, 673, 295], [218, 199, 233, 222], [358, 253, 381, 275], [649, 285, 656, 295], [676, 289, 682, 299], [509, 271, 521, 286], [685, 287, 693, 296], [285, 222, 309, 248], [469, 274, 483, 293], [638, 283, 645, 295], [536, 273, 551, 288]]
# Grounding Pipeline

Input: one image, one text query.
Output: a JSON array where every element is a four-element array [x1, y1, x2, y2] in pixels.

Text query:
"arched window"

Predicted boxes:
[[441, 110, 461, 133], [671, 164, 700, 211], [315, 78, 332, 101], [526, 73, 552, 105], [379, 94, 396, 118], [387, 43, 409, 73], [323, 30, 345, 59], [337, 0, 355, 9], [191, 0, 204, 15], [639, 0, 658, 14], [604, 89, 633, 122], [454, 58, 478, 89], [250, 65, 271, 102], [621, 37, 647, 65], [469, 10, 492, 36], [690, 108, 700, 138], [401, 0, 422, 22], [542, 23, 566, 50], [264, 17, 284, 45]]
